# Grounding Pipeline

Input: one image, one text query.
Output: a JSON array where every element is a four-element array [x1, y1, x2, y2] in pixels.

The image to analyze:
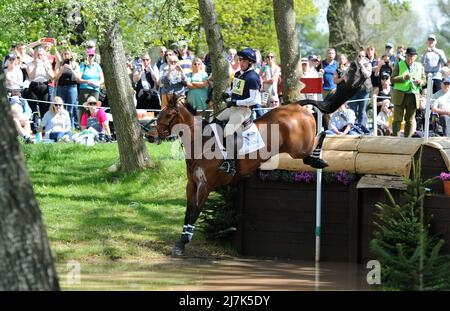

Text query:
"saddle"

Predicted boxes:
[[211, 116, 253, 151]]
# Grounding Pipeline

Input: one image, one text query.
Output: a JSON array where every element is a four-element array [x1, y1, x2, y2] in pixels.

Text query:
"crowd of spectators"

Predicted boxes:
[[3, 34, 450, 144]]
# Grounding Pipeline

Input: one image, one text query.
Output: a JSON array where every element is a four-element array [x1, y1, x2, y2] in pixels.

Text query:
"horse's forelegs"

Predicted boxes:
[[303, 131, 329, 169], [172, 178, 210, 257]]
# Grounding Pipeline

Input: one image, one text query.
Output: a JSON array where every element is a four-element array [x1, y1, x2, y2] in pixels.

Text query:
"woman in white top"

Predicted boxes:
[[5, 53, 23, 90], [261, 51, 281, 107], [41, 97, 72, 142], [26, 46, 55, 133]]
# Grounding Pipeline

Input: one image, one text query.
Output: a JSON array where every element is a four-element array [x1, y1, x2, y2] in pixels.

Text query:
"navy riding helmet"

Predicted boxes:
[[237, 48, 257, 63]]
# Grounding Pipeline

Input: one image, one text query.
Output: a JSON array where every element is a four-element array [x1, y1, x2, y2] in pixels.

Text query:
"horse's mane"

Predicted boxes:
[[184, 102, 198, 116]]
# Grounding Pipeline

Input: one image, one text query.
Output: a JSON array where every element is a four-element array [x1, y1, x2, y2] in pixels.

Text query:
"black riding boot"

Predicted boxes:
[[219, 159, 237, 176]]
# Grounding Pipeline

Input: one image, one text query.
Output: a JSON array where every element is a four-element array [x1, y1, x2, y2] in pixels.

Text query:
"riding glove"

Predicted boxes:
[[226, 99, 237, 108]]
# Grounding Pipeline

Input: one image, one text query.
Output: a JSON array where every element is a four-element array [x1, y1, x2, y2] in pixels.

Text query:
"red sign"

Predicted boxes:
[[300, 77, 323, 94], [41, 37, 56, 45]]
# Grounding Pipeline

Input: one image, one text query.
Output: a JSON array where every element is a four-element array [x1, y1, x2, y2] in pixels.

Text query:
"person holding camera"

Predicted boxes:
[[55, 50, 81, 129], [421, 34, 447, 93], [26, 46, 55, 133], [160, 55, 187, 108], [132, 53, 160, 110]]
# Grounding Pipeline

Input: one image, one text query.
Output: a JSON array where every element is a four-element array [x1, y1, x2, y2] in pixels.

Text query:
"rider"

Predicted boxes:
[[217, 48, 262, 175]]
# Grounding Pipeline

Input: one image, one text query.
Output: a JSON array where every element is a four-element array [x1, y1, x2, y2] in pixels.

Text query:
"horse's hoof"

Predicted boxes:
[[172, 244, 185, 257], [304, 156, 329, 169]]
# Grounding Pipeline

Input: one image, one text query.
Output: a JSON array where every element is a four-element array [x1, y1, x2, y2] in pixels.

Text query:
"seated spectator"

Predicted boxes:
[[41, 97, 72, 142], [325, 103, 360, 135], [432, 77, 450, 136], [9, 90, 32, 143], [377, 99, 393, 136], [80, 96, 112, 140]]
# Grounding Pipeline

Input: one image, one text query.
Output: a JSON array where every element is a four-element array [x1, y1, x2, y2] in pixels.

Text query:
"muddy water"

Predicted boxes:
[[59, 258, 371, 291]]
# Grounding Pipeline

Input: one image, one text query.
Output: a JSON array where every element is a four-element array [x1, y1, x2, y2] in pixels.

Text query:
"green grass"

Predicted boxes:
[[23, 141, 234, 264]]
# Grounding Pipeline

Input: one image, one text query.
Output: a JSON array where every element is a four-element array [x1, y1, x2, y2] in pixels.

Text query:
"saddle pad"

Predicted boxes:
[[209, 123, 266, 158]]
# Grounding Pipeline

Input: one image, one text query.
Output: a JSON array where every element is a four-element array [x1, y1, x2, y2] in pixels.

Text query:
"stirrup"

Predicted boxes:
[[219, 159, 236, 176]]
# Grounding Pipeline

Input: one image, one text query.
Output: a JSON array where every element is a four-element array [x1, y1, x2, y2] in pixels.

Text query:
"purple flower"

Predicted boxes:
[[258, 171, 270, 180], [334, 170, 351, 185], [293, 171, 315, 183], [439, 172, 450, 181]]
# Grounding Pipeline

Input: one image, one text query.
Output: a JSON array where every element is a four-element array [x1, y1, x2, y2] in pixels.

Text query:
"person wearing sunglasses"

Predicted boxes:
[[186, 58, 209, 111], [41, 96, 73, 142], [133, 53, 160, 110], [261, 52, 280, 107], [216, 48, 262, 175], [78, 47, 104, 120]]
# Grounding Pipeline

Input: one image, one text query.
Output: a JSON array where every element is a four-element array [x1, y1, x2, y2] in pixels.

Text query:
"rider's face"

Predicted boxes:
[[239, 58, 250, 70]]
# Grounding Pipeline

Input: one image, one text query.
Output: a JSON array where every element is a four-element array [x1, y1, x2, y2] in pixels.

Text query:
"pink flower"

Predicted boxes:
[[439, 172, 450, 181]]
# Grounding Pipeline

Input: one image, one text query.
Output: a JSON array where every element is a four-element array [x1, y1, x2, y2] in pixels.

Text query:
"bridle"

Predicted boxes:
[[156, 103, 179, 138]]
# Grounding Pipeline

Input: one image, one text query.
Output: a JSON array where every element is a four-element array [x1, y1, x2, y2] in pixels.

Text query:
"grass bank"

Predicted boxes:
[[23, 141, 233, 264]]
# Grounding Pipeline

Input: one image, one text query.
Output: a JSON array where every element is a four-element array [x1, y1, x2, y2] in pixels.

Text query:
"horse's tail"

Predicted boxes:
[[297, 99, 332, 114]]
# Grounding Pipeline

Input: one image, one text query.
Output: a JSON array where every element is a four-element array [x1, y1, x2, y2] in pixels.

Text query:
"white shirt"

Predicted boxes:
[[432, 89, 450, 112]]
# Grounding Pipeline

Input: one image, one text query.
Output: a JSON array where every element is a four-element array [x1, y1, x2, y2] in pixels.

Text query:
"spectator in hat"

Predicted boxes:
[[432, 76, 450, 136], [174, 40, 194, 76], [374, 71, 392, 105], [80, 96, 112, 140], [4, 53, 23, 90], [306, 55, 320, 77], [391, 47, 426, 137], [78, 47, 104, 121], [421, 34, 447, 93], [385, 43, 396, 64]]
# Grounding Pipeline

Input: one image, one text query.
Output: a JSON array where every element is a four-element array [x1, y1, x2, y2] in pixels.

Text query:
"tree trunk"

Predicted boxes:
[[273, 0, 303, 104], [0, 73, 59, 291], [99, 18, 154, 172], [198, 0, 229, 107], [327, 0, 364, 57]]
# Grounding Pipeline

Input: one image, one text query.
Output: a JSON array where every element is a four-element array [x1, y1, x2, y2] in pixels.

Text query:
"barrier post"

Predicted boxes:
[[372, 95, 378, 136], [315, 81, 323, 263], [424, 73, 433, 142]]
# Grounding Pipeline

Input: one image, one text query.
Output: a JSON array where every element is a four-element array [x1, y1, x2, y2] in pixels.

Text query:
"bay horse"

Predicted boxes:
[[148, 95, 327, 256]]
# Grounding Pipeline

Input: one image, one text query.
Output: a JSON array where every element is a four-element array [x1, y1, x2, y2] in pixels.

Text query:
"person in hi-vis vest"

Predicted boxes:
[[391, 47, 426, 137]]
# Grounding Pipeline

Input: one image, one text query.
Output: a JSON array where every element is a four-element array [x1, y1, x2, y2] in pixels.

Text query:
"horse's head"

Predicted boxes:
[[155, 95, 184, 140]]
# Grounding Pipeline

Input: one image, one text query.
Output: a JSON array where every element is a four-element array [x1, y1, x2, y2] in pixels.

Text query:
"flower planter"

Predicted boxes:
[[444, 180, 450, 196]]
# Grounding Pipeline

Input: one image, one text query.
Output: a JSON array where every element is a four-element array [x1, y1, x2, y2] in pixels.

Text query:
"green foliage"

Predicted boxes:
[[198, 186, 238, 242], [370, 149, 450, 290], [0, 0, 318, 57]]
